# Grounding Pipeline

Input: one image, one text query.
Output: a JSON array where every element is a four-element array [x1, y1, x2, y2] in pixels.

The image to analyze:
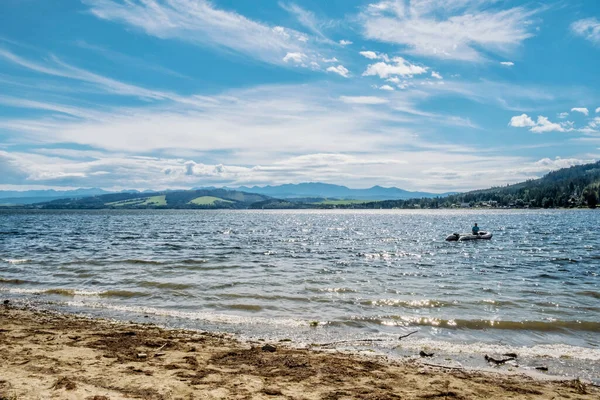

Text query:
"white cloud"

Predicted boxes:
[[596, 107, 600, 114], [339, 40, 353, 46], [363, 57, 428, 79], [359, 51, 379, 59], [83, 0, 329, 67], [558, 112, 569, 119], [571, 18, 600, 45], [283, 52, 306, 63], [322, 57, 338, 63], [379, 85, 394, 91], [531, 116, 566, 133], [431, 71, 443, 80], [500, 61, 515, 67], [359, 51, 390, 62], [326, 65, 350, 78], [386, 77, 400, 84], [362, 1, 538, 61], [571, 107, 589, 116], [531, 157, 596, 172], [339, 96, 388, 105], [509, 114, 536, 128], [509, 114, 571, 133]]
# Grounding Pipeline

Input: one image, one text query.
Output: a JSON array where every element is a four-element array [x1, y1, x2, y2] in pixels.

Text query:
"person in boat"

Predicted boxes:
[[472, 223, 480, 235]]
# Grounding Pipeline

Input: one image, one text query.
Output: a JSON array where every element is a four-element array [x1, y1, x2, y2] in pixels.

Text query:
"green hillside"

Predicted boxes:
[[188, 196, 233, 206], [29, 189, 270, 209], [107, 195, 167, 207]]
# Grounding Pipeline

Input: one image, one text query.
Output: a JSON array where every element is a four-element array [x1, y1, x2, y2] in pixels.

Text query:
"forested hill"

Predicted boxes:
[[455, 161, 600, 208], [358, 161, 600, 209]]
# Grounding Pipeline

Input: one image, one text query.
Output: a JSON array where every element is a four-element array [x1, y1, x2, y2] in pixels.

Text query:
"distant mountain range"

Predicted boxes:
[[4, 161, 600, 209], [234, 183, 452, 200], [0, 183, 451, 205]]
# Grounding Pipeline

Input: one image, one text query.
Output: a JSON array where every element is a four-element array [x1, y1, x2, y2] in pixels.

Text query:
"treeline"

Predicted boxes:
[[332, 161, 600, 210]]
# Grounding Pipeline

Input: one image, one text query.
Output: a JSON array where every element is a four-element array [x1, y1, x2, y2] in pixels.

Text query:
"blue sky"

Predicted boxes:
[[1, 0, 599, 192]]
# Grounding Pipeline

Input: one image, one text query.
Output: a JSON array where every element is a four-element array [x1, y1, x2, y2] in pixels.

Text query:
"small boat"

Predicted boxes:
[[446, 231, 493, 241]]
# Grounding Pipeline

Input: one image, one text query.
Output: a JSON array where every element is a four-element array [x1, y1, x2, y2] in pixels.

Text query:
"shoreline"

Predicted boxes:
[[1, 305, 598, 399]]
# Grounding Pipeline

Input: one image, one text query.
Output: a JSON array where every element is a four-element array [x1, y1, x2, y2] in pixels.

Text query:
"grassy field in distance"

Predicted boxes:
[[188, 196, 233, 205], [106, 195, 167, 207]]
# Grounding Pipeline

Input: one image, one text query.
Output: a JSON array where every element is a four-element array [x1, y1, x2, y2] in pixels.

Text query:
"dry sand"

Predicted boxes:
[[0, 304, 597, 400]]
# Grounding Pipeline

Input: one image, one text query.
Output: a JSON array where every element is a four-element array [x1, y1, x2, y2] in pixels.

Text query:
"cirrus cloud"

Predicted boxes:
[[571, 17, 600, 46], [361, 0, 538, 62], [83, 0, 333, 69]]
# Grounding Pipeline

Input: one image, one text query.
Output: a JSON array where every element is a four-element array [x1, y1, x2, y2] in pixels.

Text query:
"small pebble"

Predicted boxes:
[[137, 353, 147, 359]]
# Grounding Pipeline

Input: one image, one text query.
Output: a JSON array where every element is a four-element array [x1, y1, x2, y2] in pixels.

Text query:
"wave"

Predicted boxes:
[[137, 281, 195, 290], [218, 293, 311, 303], [314, 287, 357, 293], [0, 277, 31, 285], [227, 304, 263, 312], [578, 291, 600, 299], [99, 290, 149, 298], [63, 301, 305, 328], [178, 258, 209, 265], [352, 316, 600, 333], [121, 259, 165, 265], [362, 299, 453, 308], [392, 339, 600, 361], [1, 258, 31, 264], [0, 287, 147, 298]]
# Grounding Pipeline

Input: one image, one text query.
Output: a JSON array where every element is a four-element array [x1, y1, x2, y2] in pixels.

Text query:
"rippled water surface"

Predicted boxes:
[[1, 209, 599, 381]]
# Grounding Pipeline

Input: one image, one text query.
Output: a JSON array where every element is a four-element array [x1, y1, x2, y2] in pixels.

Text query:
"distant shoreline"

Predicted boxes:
[[1, 206, 597, 211]]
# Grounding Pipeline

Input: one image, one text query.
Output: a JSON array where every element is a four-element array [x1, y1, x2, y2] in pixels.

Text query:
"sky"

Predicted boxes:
[[1, 0, 600, 192]]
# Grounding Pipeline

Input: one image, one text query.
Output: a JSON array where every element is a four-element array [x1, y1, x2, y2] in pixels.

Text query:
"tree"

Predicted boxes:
[[584, 188, 598, 209], [542, 197, 553, 208]]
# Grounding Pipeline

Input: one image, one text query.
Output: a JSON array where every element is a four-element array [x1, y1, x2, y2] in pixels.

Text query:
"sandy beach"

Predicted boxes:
[[0, 304, 597, 400]]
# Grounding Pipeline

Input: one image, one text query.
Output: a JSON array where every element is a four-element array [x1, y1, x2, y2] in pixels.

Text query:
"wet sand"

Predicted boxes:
[[0, 305, 597, 400]]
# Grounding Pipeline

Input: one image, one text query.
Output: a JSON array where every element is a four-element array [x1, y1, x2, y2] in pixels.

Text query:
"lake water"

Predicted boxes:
[[1, 209, 599, 382]]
